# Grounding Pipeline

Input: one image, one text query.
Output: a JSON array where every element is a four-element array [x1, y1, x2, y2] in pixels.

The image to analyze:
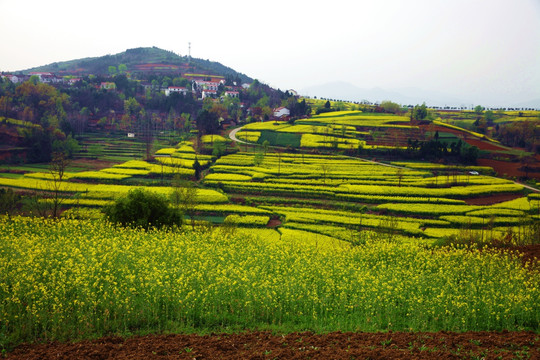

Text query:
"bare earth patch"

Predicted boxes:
[[463, 193, 524, 205], [6, 331, 539, 359]]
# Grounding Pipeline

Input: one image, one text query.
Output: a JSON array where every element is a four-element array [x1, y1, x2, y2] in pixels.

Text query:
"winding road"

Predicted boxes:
[[228, 126, 249, 144]]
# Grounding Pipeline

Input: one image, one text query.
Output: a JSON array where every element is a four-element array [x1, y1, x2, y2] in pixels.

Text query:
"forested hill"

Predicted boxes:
[[20, 47, 253, 83]]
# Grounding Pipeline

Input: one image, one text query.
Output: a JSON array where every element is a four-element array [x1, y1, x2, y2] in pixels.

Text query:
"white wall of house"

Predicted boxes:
[[273, 107, 290, 118]]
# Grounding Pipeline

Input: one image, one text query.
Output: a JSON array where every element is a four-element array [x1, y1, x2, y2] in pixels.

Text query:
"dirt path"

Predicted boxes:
[[6, 330, 538, 359], [228, 127, 249, 144]]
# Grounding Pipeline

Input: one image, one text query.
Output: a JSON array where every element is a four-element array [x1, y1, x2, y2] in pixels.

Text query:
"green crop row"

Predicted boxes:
[[241, 121, 289, 131], [264, 205, 446, 236], [439, 215, 532, 227], [201, 134, 228, 143], [68, 171, 131, 181], [391, 162, 494, 173], [113, 160, 153, 169], [404, 175, 513, 187], [300, 133, 365, 149], [101, 168, 151, 176], [0, 177, 228, 203], [235, 131, 261, 142], [335, 193, 466, 204], [155, 147, 177, 155], [224, 214, 270, 226], [338, 183, 523, 198], [466, 208, 526, 218], [378, 203, 483, 216], [204, 173, 252, 182], [194, 204, 271, 215]]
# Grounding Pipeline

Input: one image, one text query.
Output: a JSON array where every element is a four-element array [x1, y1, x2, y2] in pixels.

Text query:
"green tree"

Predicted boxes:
[[474, 105, 484, 115], [108, 66, 117, 76], [380, 100, 401, 114], [196, 109, 220, 135], [122, 97, 142, 131], [53, 134, 80, 158], [212, 141, 226, 158], [412, 103, 428, 121], [29, 75, 40, 85], [484, 110, 495, 124], [193, 157, 202, 181], [262, 140, 270, 155], [118, 64, 127, 74], [104, 188, 182, 230]]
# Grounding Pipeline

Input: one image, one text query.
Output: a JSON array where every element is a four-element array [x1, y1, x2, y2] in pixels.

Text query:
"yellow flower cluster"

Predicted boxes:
[[235, 131, 261, 142]]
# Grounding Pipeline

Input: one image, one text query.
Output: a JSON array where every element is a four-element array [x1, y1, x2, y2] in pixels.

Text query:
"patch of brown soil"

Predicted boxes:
[[513, 244, 540, 268], [478, 159, 540, 180], [266, 218, 282, 228], [71, 158, 120, 171], [464, 138, 510, 152], [464, 193, 524, 205], [6, 331, 539, 360]]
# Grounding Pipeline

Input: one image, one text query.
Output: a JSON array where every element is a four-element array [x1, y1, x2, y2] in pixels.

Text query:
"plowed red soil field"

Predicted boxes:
[[478, 158, 540, 180], [425, 125, 540, 180], [6, 330, 540, 360], [463, 193, 524, 205]]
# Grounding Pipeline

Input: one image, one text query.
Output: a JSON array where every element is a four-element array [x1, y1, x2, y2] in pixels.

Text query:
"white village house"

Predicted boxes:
[[201, 89, 218, 99], [164, 86, 188, 96], [192, 80, 223, 91], [273, 107, 290, 118], [224, 90, 239, 98], [1, 74, 22, 83]]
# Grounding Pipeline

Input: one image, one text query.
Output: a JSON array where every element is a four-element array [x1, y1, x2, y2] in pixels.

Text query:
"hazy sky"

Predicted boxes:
[[1, 0, 539, 106]]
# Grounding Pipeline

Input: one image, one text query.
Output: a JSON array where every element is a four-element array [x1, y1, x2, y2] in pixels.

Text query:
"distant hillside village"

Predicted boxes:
[[0, 63, 311, 164], [1, 70, 299, 120], [2, 46, 537, 167]]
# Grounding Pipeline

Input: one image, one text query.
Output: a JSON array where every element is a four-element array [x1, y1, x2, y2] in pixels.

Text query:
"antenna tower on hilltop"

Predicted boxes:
[[188, 42, 191, 63]]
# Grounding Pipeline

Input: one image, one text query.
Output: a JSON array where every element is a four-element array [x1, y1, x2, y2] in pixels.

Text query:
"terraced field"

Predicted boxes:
[[204, 151, 538, 243], [0, 124, 539, 355], [1, 135, 537, 243]]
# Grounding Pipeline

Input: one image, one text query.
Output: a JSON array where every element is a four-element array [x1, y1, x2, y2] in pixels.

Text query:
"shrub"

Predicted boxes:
[[103, 188, 182, 230]]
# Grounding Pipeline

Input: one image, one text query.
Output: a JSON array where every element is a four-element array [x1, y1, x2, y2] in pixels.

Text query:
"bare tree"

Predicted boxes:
[[29, 152, 71, 218], [0, 188, 20, 219], [170, 174, 198, 230], [396, 168, 404, 187], [49, 152, 70, 218], [320, 163, 331, 185]]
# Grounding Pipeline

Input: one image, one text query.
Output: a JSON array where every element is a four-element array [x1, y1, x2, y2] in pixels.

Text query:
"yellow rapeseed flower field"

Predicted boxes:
[[0, 216, 538, 348]]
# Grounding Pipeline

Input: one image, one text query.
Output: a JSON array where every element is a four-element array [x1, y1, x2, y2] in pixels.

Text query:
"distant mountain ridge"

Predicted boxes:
[[299, 81, 540, 109], [19, 47, 253, 83], [299, 81, 470, 107]]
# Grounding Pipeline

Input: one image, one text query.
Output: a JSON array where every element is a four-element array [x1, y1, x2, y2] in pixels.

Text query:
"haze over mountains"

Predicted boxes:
[[299, 81, 540, 109]]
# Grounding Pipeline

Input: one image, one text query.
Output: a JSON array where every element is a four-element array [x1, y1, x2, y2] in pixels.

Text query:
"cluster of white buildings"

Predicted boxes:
[[2, 71, 294, 119], [160, 79, 240, 100], [1, 72, 65, 84]]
